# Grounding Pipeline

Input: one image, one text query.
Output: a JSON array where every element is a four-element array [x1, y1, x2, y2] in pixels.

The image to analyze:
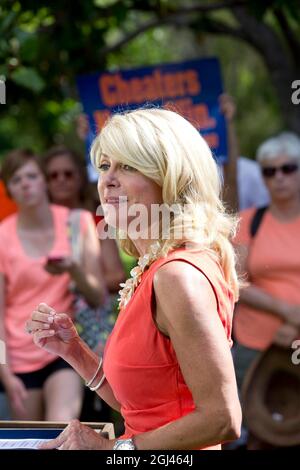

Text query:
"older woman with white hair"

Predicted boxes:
[[233, 131, 300, 448], [26, 107, 241, 450]]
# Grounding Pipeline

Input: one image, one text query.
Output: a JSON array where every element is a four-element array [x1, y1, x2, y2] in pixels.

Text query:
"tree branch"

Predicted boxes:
[[98, 17, 162, 58], [99, 1, 248, 58], [133, 0, 248, 15], [231, 5, 292, 63], [231, 5, 299, 132], [273, 7, 300, 69], [190, 16, 248, 41]]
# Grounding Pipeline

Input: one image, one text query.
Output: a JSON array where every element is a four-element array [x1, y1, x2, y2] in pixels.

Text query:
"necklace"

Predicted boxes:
[[118, 241, 161, 309]]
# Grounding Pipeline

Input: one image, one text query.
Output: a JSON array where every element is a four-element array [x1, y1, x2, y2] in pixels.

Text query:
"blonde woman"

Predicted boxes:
[[26, 108, 241, 450]]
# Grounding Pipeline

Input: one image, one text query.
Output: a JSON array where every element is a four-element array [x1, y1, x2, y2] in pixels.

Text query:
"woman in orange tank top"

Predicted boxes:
[[233, 132, 300, 449], [0, 149, 106, 421], [27, 108, 242, 450]]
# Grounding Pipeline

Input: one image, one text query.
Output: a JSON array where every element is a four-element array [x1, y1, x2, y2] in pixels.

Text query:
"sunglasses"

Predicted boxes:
[[47, 170, 75, 181], [261, 163, 299, 178]]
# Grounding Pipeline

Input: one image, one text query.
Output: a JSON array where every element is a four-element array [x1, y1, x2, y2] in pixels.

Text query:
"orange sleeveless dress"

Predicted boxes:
[[103, 248, 234, 450]]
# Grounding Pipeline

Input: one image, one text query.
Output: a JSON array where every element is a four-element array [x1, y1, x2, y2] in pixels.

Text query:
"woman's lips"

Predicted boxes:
[[22, 192, 34, 199], [105, 197, 127, 204]]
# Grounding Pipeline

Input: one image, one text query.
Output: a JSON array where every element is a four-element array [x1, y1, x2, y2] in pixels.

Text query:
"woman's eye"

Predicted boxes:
[[27, 173, 38, 180], [10, 177, 20, 185], [121, 164, 136, 172], [98, 163, 110, 171]]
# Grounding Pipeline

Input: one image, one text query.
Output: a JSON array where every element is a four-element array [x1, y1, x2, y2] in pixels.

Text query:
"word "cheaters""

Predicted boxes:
[[99, 69, 200, 107]]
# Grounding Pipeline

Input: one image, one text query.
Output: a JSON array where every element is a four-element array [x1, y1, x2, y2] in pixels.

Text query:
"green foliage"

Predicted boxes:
[[249, 0, 300, 22], [208, 36, 283, 157], [11, 66, 45, 92], [119, 249, 137, 279], [0, 0, 297, 162]]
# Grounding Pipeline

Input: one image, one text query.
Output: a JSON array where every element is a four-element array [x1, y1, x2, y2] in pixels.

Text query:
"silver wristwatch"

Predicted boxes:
[[113, 438, 136, 450]]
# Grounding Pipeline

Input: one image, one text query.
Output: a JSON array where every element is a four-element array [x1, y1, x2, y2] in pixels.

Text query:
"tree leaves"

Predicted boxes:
[[17, 31, 40, 62], [11, 66, 45, 92], [0, 0, 298, 158]]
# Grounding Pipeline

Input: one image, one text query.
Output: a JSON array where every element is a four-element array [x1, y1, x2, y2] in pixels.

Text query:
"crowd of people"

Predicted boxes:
[[0, 96, 299, 450]]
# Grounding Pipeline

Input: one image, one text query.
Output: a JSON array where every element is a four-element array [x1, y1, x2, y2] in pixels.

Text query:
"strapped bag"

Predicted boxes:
[[250, 206, 269, 238], [68, 209, 115, 355]]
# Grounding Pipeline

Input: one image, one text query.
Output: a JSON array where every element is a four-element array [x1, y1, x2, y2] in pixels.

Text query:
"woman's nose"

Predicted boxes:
[[274, 171, 285, 181], [21, 177, 30, 188], [56, 173, 68, 183], [101, 169, 119, 187]]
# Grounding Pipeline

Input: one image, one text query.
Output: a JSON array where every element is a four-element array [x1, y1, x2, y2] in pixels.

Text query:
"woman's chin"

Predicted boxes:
[[19, 198, 41, 209]]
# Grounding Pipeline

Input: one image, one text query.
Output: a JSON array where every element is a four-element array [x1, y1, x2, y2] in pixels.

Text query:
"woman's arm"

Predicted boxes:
[[236, 244, 300, 325], [220, 94, 239, 213], [132, 261, 241, 450], [70, 214, 107, 307], [66, 336, 121, 412], [27, 303, 120, 412], [0, 273, 28, 415], [0, 273, 10, 384]]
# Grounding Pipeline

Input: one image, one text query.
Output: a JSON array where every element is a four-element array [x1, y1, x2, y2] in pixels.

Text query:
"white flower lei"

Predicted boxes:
[[118, 241, 161, 309]]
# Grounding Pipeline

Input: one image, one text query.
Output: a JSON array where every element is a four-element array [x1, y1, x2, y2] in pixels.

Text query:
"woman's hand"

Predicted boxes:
[[219, 94, 236, 122], [4, 374, 28, 418], [75, 114, 89, 141], [39, 419, 114, 450], [44, 257, 75, 276], [26, 303, 79, 358]]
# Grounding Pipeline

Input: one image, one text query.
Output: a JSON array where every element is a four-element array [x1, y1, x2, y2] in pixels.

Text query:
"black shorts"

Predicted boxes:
[[0, 358, 73, 391]]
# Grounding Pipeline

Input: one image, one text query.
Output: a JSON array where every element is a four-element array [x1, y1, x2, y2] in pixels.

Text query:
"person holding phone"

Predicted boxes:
[[0, 149, 106, 420]]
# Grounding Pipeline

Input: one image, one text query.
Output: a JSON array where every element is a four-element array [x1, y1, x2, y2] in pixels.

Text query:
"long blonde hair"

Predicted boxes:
[[91, 108, 239, 299]]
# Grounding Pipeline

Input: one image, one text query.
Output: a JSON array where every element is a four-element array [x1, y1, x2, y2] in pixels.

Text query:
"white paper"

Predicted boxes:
[[0, 438, 52, 449]]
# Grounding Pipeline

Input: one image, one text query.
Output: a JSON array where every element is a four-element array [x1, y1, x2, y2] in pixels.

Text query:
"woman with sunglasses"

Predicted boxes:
[[0, 149, 106, 421], [44, 147, 95, 212], [44, 146, 125, 294], [233, 132, 300, 449]]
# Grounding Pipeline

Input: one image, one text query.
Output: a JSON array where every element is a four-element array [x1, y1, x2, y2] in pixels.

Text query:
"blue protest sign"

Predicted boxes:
[[77, 58, 227, 180]]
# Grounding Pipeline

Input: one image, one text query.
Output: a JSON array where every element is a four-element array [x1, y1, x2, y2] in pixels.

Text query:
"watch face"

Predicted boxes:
[[114, 439, 135, 450]]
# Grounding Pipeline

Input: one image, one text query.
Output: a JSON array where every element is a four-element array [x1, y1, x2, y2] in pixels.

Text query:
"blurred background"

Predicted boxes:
[[0, 0, 300, 449], [0, 0, 299, 161]]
